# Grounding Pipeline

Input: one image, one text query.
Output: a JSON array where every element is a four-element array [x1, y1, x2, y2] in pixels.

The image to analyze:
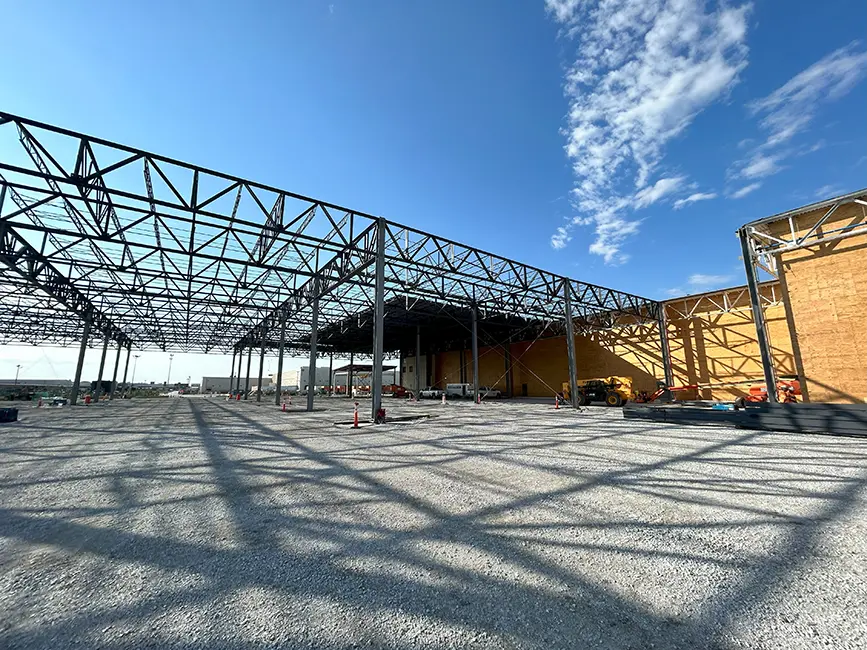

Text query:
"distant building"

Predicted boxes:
[[200, 376, 272, 393]]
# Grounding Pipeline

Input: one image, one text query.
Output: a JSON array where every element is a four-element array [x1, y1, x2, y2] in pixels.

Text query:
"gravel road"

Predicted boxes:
[[1, 397, 865, 649]]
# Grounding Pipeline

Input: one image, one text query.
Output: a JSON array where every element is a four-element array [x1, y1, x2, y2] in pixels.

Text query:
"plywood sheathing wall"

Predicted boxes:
[[770, 201, 867, 403], [429, 283, 796, 400], [663, 284, 795, 400]]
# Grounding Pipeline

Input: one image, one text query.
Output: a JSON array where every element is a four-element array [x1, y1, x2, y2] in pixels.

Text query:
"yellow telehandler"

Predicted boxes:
[[560, 376, 634, 407]]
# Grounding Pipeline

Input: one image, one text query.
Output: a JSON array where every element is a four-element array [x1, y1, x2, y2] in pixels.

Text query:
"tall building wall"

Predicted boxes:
[[770, 201, 867, 403]]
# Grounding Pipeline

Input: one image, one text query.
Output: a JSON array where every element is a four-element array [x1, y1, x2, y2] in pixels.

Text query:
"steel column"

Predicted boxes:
[[564, 283, 579, 409], [256, 333, 266, 403], [415, 325, 421, 397], [244, 346, 252, 399], [348, 352, 354, 398], [658, 307, 674, 387], [120, 345, 131, 397], [739, 228, 778, 402], [328, 352, 333, 396], [371, 220, 385, 420], [235, 348, 243, 393], [471, 307, 479, 404], [69, 316, 91, 405], [274, 311, 286, 405], [93, 336, 109, 401], [109, 342, 123, 400], [505, 336, 513, 398], [229, 348, 237, 388], [307, 297, 319, 412]]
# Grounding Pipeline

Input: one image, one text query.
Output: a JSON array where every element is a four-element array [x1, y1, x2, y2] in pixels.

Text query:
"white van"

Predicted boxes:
[[445, 383, 474, 399]]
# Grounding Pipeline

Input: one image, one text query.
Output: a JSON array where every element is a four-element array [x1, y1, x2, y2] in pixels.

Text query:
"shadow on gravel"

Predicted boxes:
[[2, 398, 867, 649]]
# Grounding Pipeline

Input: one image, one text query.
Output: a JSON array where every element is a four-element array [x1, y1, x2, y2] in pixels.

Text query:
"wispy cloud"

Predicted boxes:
[[634, 176, 687, 209], [688, 273, 733, 287], [546, 0, 751, 263], [664, 272, 735, 298], [739, 152, 784, 179], [729, 182, 761, 199], [732, 42, 867, 181], [673, 192, 717, 209], [815, 184, 845, 199]]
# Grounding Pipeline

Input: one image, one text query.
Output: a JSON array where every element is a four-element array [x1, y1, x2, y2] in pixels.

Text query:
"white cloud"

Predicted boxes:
[[664, 272, 734, 297], [550, 226, 571, 249], [740, 152, 784, 178], [732, 42, 867, 179], [815, 184, 844, 199], [544, 0, 582, 23], [729, 182, 761, 199], [634, 176, 686, 208], [688, 273, 733, 287], [673, 192, 717, 209], [547, 0, 752, 261], [749, 42, 867, 147]]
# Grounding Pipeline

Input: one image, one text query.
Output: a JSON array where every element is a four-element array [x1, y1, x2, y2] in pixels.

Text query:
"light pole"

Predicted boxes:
[[167, 353, 174, 386], [131, 354, 141, 391], [14, 364, 21, 385]]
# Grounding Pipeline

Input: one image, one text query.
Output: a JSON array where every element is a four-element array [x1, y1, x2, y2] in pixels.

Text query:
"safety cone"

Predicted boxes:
[[353, 402, 359, 429], [282, 402, 286, 412], [554, 396, 559, 409]]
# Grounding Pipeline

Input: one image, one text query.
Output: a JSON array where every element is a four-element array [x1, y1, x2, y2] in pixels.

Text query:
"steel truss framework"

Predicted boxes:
[[0, 112, 664, 413]]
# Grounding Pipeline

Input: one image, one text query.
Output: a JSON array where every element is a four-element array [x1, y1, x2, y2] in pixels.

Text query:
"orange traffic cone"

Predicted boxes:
[[554, 396, 559, 409], [282, 402, 286, 412], [353, 402, 359, 428]]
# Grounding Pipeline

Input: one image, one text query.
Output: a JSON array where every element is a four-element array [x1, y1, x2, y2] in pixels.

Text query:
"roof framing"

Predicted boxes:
[[0, 112, 661, 353]]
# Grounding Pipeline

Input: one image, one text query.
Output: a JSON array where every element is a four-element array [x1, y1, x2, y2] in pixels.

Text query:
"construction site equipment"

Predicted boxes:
[[633, 379, 801, 405], [387, 385, 411, 398], [561, 376, 634, 407]]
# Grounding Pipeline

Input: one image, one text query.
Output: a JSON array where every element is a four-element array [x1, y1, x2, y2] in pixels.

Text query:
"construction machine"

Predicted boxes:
[[632, 378, 801, 405], [561, 376, 634, 407]]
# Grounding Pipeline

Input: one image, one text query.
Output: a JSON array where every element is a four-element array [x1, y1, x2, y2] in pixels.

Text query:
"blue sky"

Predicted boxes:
[[1, 0, 865, 382]]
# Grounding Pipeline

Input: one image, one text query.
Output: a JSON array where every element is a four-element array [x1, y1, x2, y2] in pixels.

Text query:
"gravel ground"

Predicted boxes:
[[1, 396, 866, 649]]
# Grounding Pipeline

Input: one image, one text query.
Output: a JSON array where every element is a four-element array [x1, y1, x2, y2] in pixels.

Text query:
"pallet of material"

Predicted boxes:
[[0, 407, 19, 423], [623, 402, 867, 437], [622, 403, 743, 427], [740, 402, 867, 436]]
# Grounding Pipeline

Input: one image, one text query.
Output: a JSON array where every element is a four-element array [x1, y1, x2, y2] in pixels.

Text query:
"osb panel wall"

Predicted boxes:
[[434, 346, 510, 390], [664, 290, 795, 400], [771, 202, 867, 403], [430, 283, 795, 400], [436, 350, 462, 386]]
